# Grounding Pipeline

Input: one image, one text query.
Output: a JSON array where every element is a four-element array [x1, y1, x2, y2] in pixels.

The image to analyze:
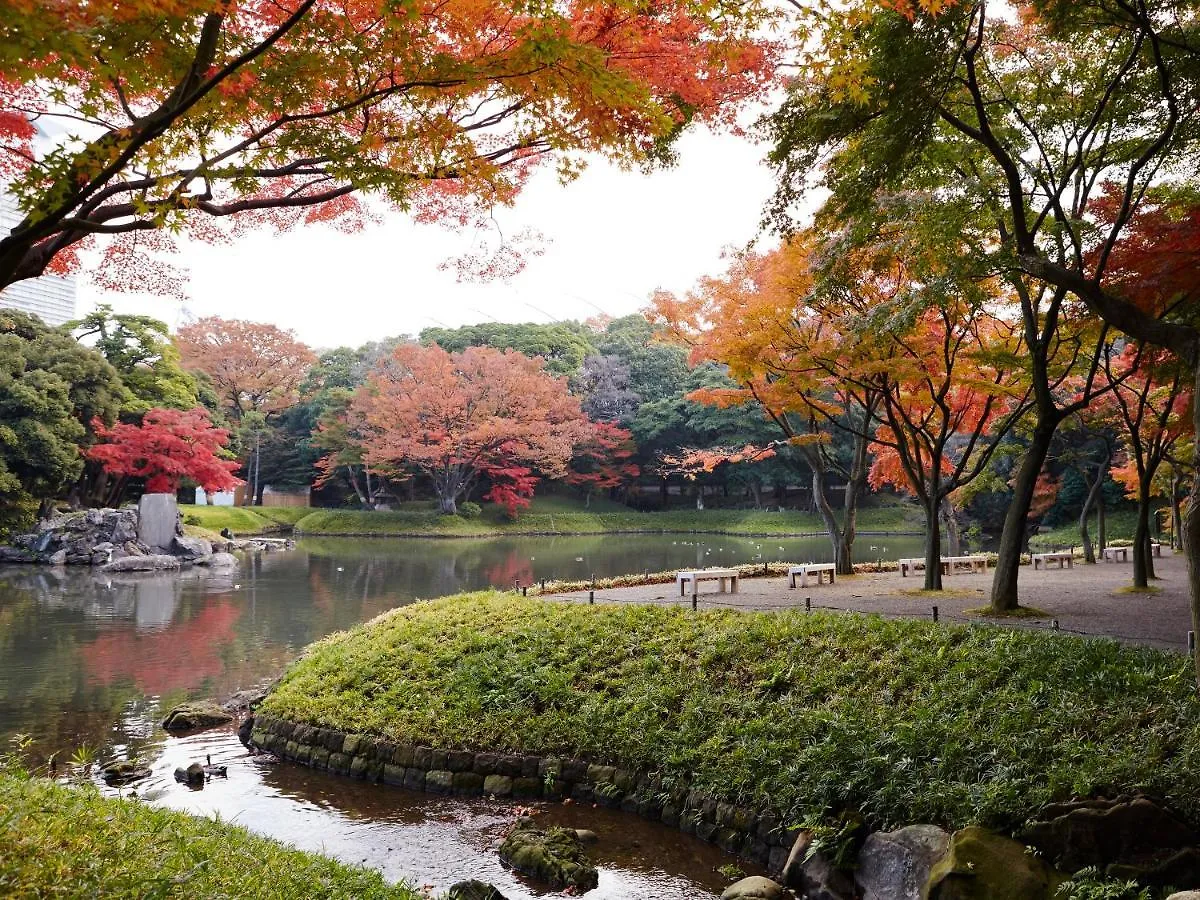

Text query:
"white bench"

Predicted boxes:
[[788, 563, 835, 589], [1033, 552, 1073, 570], [899, 555, 989, 576], [1103, 546, 1130, 562], [676, 568, 740, 596]]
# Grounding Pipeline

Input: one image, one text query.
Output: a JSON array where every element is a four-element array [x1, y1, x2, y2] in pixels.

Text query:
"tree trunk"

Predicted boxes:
[[1098, 496, 1107, 553], [1172, 473, 1183, 551], [990, 424, 1056, 612], [923, 495, 943, 591], [1078, 463, 1106, 565], [807, 455, 855, 576], [941, 500, 962, 557], [438, 494, 457, 515], [1187, 362, 1200, 690], [1133, 482, 1154, 587]]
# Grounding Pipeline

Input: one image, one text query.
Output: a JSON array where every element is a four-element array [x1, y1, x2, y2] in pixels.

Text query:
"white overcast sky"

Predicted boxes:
[[77, 126, 780, 352]]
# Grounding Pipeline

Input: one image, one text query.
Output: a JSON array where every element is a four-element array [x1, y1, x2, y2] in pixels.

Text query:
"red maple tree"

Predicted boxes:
[[566, 421, 641, 505], [88, 407, 243, 494], [347, 343, 587, 514]]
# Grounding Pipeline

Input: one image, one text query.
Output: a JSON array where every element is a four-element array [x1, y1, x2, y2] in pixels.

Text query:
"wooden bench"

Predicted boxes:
[[899, 555, 989, 577], [788, 563, 836, 589], [1103, 546, 1130, 562], [1032, 551, 1073, 570], [676, 568, 740, 596]]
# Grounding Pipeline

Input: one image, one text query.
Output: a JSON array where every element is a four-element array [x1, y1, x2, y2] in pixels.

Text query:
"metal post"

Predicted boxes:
[[522, 586, 528, 597], [692, 590, 698, 611], [1053, 619, 1060, 631], [1190, 631, 1195, 654], [805, 597, 811, 613], [932, 605, 939, 622], [588, 591, 594, 604]]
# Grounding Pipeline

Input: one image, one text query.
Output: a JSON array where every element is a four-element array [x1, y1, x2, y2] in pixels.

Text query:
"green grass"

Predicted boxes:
[[180, 505, 309, 535], [0, 771, 420, 898], [1030, 508, 1166, 551], [262, 592, 1200, 835], [291, 503, 922, 538]]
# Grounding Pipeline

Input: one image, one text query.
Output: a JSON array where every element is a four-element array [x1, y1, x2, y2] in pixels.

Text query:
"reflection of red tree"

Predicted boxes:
[[80, 601, 242, 694], [483, 552, 534, 588]]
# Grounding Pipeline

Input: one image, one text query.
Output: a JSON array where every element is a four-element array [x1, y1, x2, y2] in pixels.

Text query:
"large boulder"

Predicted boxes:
[[102, 554, 181, 572], [721, 876, 784, 900], [447, 882, 508, 900], [857, 825, 951, 900], [1023, 795, 1200, 887], [498, 821, 599, 891], [101, 759, 152, 785], [927, 827, 1065, 900], [171, 535, 212, 562], [796, 851, 856, 900], [162, 700, 234, 731], [197, 552, 238, 568]]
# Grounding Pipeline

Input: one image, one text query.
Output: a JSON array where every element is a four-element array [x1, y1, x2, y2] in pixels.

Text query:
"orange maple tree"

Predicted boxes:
[[87, 407, 243, 494], [0, 0, 776, 292], [174, 317, 316, 421], [346, 343, 587, 514]]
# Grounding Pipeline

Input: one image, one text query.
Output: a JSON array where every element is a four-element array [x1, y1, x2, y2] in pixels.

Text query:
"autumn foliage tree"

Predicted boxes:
[[88, 407, 242, 498], [566, 422, 640, 506], [347, 344, 586, 514], [0, 0, 775, 292]]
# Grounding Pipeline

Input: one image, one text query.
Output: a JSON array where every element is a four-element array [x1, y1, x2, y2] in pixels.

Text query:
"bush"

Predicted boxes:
[[263, 592, 1200, 835], [457, 501, 482, 519]]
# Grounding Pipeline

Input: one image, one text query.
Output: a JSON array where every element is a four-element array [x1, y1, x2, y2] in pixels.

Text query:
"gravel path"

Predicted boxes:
[[551, 551, 1194, 652]]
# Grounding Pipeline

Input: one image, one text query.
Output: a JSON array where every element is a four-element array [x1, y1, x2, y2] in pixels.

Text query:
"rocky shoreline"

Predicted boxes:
[[0, 502, 292, 570], [243, 713, 1200, 899]]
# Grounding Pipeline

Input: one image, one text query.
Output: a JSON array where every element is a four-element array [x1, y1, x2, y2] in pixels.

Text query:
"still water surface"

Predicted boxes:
[[0, 532, 924, 897]]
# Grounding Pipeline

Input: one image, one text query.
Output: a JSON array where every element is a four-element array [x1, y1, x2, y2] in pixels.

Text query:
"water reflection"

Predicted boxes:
[[0, 532, 925, 896]]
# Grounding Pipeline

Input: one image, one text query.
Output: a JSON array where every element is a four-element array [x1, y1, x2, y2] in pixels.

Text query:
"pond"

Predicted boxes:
[[0, 531, 925, 897]]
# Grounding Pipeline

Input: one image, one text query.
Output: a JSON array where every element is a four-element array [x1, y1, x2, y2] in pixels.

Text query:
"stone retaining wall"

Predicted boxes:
[[248, 714, 798, 874]]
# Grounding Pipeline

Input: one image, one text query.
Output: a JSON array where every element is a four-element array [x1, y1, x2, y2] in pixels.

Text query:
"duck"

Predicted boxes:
[[203, 754, 227, 778]]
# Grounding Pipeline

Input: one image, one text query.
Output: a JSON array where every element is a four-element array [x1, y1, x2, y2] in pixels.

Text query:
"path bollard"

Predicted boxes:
[[805, 597, 811, 613], [588, 590, 594, 604], [1053, 619, 1060, 631], [692, 590, 698, 611], [932, 605, 939, 622], [1190, 631, 1196, 654], [522, 586, 528, 597]]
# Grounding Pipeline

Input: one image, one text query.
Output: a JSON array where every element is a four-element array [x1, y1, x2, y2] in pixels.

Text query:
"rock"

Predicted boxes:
[[101, 760, 152, 785], [927, 826, 1066, 900], [174, 762, 205, 786], [721, 875, 784, 900], [498, 821, 599, 891], [224, 686, 269, 713], [448, 882, 508, 900], [47, 549, 67, 565], [161, 700, 234, 731], [171, 534, 212, 561], [1167, 893, 1200, 900], [573, 828, 599, 843], [857, 825, 951, 900], [1023, 795, 1200, 886], [102, 554, 181, 572], [779, 830, 813, 888], [0, 546, 34, 563], [197, 552, 238, 568], [90, 550, 111, 567], [238, 716, 255, 747], [797, 851, 856, 900], [137, 493, 178, 549]]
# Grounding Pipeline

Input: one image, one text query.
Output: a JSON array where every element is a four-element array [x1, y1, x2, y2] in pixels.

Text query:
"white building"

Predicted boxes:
[[0, 193, 77, 326]]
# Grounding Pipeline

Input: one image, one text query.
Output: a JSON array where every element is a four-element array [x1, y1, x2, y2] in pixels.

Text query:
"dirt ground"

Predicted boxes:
[[551, 551, 1194, 652]]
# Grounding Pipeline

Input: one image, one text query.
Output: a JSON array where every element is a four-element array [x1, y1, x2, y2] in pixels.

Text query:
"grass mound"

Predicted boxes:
[[0, 772, 420, 898], [180, 505, 309, 535], [263, 593, 1200, 834]]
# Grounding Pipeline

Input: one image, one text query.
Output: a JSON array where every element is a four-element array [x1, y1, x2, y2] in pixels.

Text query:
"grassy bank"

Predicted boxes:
[[291, 503, 923, 538], [180, 504, 310, 535], [1029, 508, 1167, 551], [0, 771, 420, 898], [262, 592, 1200, 834]]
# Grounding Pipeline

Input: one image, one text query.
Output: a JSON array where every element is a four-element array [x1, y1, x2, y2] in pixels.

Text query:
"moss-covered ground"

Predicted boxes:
[[262, 592, 1200, 835], [179, 505, 311, 535], [0, 771, 421, 898]]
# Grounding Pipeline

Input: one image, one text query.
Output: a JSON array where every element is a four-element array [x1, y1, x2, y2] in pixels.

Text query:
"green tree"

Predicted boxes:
[[71, 306, 198, 414], [419, 322, 595, 377], [0, 311, 124, 532]]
